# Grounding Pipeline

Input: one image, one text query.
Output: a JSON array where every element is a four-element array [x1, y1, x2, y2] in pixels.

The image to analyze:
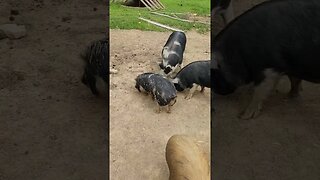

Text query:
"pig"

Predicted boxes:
[[212, 0, 320, 119], [165, 135, 210, 180], [135, 73, 177, 113], [212, 0, 234, 25], [160, 31, 187, 78], [172, 60, 210, 100], [81, 37, 108, 96]]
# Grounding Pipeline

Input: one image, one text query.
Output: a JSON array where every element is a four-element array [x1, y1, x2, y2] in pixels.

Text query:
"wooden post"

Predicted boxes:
[[139, 17, 184, 32]]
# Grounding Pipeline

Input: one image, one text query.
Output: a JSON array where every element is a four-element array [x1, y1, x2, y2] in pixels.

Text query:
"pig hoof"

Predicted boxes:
[[166, 110, 171, 113], [185, 95, 191, 100], [154, 109, 161, 114], [200, 87, 205, 93]]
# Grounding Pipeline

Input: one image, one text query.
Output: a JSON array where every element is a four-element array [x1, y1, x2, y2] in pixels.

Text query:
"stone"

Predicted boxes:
[[0, 24, 27, 39]]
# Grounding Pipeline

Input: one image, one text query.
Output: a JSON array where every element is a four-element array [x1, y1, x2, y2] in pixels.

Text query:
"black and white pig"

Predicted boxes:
[[160, 31, 187, 78], [172, 60, 210, 100], [212, 0, 320, 119], [212, 0, 234, 25], [135, 73, 177, 113], [81, 38, 108, 96]]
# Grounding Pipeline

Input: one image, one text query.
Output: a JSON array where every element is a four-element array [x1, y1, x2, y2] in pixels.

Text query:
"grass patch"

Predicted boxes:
[[110, 0, 210, 33]]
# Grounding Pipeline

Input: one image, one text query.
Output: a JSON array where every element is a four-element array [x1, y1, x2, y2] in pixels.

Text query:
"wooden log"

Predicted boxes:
[[145, 0, 159, 10], [151, 0, 163, 9], [139, 0, 153, 10], [138, 17, 184, 32], [143, 0, 156, 10], [155, 0, 165, 9]]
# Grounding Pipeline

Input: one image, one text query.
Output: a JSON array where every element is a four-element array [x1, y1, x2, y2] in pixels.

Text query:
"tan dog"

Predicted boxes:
[[165, 135, 210, 180]]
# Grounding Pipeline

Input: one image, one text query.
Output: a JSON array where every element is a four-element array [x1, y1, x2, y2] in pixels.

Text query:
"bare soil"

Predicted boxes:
[[213, 0, 320, 179], [110, 29, 210, 179], [0, 1, 108, 179]]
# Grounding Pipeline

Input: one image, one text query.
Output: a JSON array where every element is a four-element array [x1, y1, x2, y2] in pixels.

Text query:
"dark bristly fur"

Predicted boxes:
[[135, 73, 177, 107], [212, 0, 234, 25], [212, 0, 320, 95], [212, 0, 320, 118], [81, 37, 108, 95], [173, 60, 211, 92]]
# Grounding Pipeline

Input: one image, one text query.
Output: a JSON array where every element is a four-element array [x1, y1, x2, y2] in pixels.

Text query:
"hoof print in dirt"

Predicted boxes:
[[81, 37, 108, 96], [135, 73, 177, 113]]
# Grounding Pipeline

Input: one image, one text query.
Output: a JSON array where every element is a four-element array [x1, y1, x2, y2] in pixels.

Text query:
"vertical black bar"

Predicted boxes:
[[106, 0, 110, 180]]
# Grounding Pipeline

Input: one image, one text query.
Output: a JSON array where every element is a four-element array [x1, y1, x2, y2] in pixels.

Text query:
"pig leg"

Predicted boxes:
[[153, 94, 161, 113], [200, 86, 205, 93], [166, 105, 171, 113], [185, 84, 199, 100], [155, 103, 161, 114], [239, 69, 280, 120], [237, 83, 254, 114], [154, 105, 161, 114], [272, 75, 282, 91], [288, 76, 302, 98], [166, 98, 176, 113], [169, 64, 181, 78], [135, 83, 141, 92]]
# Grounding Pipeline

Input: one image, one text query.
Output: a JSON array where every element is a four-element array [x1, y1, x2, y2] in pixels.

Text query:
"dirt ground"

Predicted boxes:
[[213, 0, 320, 179], [0, 0, 108, 179], [110, 29, 210, 179]]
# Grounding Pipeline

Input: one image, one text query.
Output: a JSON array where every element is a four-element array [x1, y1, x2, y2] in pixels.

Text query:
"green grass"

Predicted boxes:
[[110, 0, 210, 33]]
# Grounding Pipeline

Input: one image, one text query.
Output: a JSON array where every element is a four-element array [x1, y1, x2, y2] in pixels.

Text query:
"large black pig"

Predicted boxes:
[[212, 0, 320, 119]]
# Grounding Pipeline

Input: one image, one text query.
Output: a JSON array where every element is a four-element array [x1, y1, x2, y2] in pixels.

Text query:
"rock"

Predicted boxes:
[[110, 69, 118, 74], [0, 24, 27, 39]]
